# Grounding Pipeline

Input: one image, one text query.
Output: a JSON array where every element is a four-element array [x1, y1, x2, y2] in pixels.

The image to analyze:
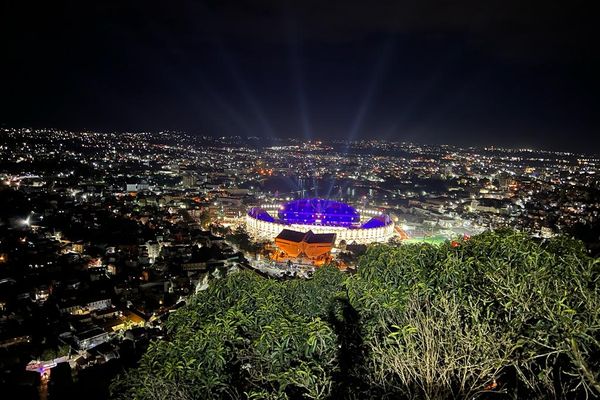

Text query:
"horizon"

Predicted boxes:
[[1, 1, 599, 154], [1, 125, 597, 157]]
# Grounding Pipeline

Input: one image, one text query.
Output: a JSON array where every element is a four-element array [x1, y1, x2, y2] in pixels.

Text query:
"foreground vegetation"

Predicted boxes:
[[111, 230, 600, 399]]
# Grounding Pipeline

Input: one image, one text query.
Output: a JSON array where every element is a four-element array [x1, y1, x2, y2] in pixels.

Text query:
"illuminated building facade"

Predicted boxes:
[[275, 229, 336, 258], [246, 198, 395, 245]]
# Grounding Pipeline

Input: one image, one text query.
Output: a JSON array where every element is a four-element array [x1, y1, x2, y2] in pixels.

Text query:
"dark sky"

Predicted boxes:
[[1, 0, 598, 152]]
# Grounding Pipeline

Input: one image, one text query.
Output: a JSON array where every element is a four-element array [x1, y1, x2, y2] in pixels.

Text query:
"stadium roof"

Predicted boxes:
[[276, 229, 336, 245], [276, 229, 307, 243]]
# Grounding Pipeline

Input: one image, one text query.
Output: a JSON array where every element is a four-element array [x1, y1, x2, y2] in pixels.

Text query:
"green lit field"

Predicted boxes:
[[402, 235, 449, 245]]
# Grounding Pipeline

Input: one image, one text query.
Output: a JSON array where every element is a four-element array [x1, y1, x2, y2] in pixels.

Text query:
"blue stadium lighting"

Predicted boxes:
[[277, 198, 360, 227]]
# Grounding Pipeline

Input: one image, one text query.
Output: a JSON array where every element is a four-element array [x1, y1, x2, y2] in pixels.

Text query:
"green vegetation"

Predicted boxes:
[[226, 225, 266, 255], [199, 210, 212, 229], [111, 230, 600, 399], [40, 344, 71, 361]]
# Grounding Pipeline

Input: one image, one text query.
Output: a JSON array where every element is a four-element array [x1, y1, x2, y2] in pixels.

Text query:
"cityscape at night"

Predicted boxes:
[[1, 1, 599, 399]]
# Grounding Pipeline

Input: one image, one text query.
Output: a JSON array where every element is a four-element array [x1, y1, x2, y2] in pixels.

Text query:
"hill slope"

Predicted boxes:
[[111, 230, 600, 399]]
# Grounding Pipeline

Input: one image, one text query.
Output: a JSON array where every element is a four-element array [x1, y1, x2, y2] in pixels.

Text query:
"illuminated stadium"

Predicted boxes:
[[246, 198, 395, 245]]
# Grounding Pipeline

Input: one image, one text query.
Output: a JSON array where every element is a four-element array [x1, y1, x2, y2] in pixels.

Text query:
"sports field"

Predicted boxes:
[[402, 235, 448, 245]]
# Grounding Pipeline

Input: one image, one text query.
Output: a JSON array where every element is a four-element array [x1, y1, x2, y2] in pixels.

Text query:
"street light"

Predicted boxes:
[[21, 211, 34, 227]]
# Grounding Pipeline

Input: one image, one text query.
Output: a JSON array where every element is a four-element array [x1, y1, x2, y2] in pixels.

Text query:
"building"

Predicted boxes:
[[275, 229, 335, 259], [126, 182, 150, 192], [181, 172, 197, 188], [143, 241, 161, 263], [181, 246, 240, 272], [59, 295, 112, 315], [246, 198, 395, 245], [468, 199, 511, 215], [73, 327, 110, 350], [71, 241, 84, 253]]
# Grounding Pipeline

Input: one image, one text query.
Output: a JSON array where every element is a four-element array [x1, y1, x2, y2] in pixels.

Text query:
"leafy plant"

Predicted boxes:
[[112, 230, 600, 399]]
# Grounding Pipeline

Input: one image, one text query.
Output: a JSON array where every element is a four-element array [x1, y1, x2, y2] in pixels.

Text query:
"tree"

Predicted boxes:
[[199, 210, 211, 229], [40, 344, 71, 361], [112, 230, 600, 399]]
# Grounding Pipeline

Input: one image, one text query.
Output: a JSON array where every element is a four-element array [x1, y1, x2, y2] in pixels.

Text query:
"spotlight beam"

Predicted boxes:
[[346, 38, 395, 147], [216, 43, 277, 138], [129, 10, 253, 136], [285, 16, 312, 141]]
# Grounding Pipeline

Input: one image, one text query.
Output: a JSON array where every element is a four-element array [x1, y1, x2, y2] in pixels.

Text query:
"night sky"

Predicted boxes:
[[1, 1, 598, 152]]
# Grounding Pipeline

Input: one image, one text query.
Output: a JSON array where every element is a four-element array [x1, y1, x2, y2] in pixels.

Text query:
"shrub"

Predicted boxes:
[[112, 231, 600, 399]]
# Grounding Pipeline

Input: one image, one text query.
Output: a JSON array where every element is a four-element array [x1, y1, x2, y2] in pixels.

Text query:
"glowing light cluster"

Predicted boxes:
[[246, 198, 395, 245], [277, 198, 360, 227]]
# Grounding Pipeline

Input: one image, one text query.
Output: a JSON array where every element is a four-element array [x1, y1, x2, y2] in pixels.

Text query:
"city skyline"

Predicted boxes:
[[2, 126, 598, 157], [1, 0, 598, 153]]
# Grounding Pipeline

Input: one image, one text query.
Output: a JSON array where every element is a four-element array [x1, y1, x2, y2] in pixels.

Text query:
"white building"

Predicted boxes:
[[246, 204, 395, 245]]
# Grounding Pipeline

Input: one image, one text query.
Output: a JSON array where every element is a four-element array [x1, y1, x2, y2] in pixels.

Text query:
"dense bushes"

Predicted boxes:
[[111, 230, 600, 399]]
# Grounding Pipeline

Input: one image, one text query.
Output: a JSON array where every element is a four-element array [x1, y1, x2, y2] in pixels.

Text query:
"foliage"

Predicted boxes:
[[112, 266, 344, 399], [112, 230, 600, 399], [40, 344, 71, 361], [212, 224, 231, 237], [199, 210, 212, 229], [226, 225, 262, 254]]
